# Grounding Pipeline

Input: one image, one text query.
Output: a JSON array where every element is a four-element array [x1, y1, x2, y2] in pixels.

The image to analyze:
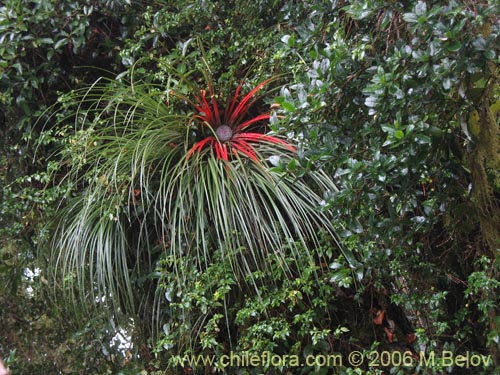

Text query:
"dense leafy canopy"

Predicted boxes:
[[1, 1, 499, 374]]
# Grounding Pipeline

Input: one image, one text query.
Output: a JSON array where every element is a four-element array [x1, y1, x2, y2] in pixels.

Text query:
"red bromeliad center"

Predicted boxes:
[[215, 125, 233, 142], [184, 79, 296, 162]]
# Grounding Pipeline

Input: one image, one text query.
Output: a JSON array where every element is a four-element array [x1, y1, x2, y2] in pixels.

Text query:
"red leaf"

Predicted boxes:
[[230, 139, 258, 162], [226, 82, 243, 122], [234, 113, 270, 132], [215, 143, 222, 160], [236, 133, 296, 152], [186, 137, 215, 159], [213, 142, 228, 162], [220, 143, 229, 162], [196, 90, 214, 125], [228, 79, 272, 126], [206, 81, 221, 127]]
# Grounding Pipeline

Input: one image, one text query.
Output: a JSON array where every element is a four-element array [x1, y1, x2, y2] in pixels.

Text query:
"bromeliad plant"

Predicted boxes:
[[181, 78, 295, 162], [46, 68, 347, 317]]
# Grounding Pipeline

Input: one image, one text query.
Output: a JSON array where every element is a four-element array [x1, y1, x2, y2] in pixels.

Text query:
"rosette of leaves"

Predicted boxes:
[[45, 70, 345, 316]]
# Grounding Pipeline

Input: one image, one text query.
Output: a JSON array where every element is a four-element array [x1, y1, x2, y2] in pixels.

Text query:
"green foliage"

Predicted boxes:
[[1, 0, 500, 374], [154, 240, 364, 375], [43, 66, 347, 333], [119, 0, 285, 77], [274, 0, 500, 373], [0, 1, 140, 374], [0, 0, 132, 123], [0, 240, 134, 375]]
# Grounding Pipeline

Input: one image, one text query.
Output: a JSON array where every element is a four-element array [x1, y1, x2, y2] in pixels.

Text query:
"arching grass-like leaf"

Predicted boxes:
[[44, 71, 348, 324]]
